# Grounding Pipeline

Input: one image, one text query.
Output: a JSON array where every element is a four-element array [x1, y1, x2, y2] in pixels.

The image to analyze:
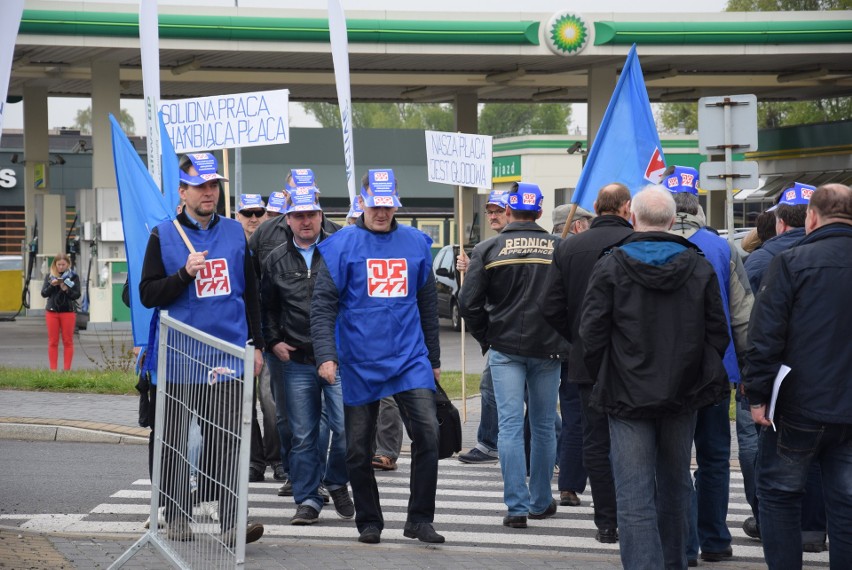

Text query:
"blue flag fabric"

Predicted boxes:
[[159, 110, 180, 213], [572, 45, 666, 212], [110, 114, 174, 347]]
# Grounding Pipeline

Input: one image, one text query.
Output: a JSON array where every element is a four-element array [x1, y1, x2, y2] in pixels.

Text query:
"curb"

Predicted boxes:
[[0, 418, 147, 445]]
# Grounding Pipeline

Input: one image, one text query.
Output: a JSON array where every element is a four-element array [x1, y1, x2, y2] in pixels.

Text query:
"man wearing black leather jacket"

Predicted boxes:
[[459, 181, 568, 530]]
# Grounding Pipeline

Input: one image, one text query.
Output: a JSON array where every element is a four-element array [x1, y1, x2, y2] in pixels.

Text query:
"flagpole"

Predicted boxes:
[[560, 203, 579, 238], [223, 148, 231, 218]]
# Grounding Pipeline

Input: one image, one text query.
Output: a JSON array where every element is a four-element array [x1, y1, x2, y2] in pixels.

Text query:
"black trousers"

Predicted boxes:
[[578, 384, 618, 530]]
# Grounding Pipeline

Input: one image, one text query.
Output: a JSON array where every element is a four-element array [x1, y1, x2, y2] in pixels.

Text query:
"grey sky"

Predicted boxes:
[[3, 0, 729, 131]]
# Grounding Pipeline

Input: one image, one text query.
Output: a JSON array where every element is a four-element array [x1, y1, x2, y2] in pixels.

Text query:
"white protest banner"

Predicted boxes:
[[139, 0, 162, 190], [328, 0, 357, 206], [159, 89, 290, 153], [0, 0, 25, 143], [425, 130, 493, 189]]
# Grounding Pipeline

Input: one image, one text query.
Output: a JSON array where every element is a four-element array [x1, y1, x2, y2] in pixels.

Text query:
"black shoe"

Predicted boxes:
[[700, 546, 733, 562], [802, 541, 827, 553], [329, 485, 355, 519], [559, 490, 581, 506], [403, 522, 445, 543], [272, 464, 288, 481], [529, 499, 558, 520], [290, 504, 320, 526], [742, 516, 761, 540], [688, 559, 698, 567], [595, 528, 618, 543], [248, 466, 265, 483], [277, 477, 293, 496], [503, 515, 527, 529], [222, 522, 265, 547], [457, 448, 498, 464], [358, 526, 381, 544]]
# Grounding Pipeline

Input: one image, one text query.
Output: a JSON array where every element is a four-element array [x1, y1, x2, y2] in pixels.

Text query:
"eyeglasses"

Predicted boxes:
[[484, 209, 503, 217], [240, 210, 266, 218]]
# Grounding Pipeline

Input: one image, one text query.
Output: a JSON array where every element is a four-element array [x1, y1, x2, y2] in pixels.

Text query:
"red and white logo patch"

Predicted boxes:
[[644, 147, 666, 183], [366, 258, 408, 298], [374, 171, 389, 182], [195, 258, 231, 298], [522, 192, 536, 205], [372, 196, 395, 207], [802, 188, 813, 200], [786, 189, 797, 201]]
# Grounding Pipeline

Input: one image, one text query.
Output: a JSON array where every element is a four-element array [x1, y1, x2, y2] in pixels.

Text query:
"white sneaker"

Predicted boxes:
[[143, 507, 166, 529], [198, 501, 219, 522]]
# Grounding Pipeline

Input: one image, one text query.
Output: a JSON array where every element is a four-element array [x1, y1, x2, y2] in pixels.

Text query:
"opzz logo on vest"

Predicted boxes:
[[195, 258, 231, 298], [367, 259, 408, 298]]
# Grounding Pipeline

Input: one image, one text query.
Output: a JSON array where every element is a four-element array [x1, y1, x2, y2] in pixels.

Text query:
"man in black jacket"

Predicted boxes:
[[580, 186, 729, 570], [540, 182, 633, 544], [459, 181, 569, 530], [743, 183, 852, 570], [260, 187, 353, 526]]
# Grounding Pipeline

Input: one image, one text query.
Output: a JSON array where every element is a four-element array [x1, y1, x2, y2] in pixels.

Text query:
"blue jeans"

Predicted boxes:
[[688, 392, 732, 558], [489, 350, 561, 516], [475, 362, 499, 455], [344, 388, 439, 533], [609, 412, 697, 570], [266, 354, 293, 474], [558, 371, 587, 493], [283, 360, 347, 512], [756, 411, 852, 570]]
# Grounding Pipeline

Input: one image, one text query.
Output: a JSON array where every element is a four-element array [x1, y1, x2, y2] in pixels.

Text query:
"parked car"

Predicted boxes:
[[432, 244, 472, 331]]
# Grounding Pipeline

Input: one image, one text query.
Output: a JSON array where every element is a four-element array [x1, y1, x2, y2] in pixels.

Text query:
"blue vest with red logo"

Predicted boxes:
[[157, 217, 248, 382], [689, 228, 739, 383], [318, 223, 435, 406]]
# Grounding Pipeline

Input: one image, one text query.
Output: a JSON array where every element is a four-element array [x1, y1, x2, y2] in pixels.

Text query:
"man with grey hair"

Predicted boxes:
[[579, 185, 730, 569], [666, 169, 754, 565]]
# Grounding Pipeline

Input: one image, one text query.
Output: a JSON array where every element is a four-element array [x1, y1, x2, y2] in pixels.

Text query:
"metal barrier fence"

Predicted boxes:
[[110, 311, 255, 569]]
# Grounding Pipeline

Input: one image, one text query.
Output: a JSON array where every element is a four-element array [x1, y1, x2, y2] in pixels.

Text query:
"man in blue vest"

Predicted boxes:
[[139, 152, 265, 547], [311, 169, 444, 545], [665, 166, 754, 565]]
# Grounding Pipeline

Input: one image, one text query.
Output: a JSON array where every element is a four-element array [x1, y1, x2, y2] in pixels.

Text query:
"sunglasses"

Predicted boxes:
[[240, 209, 266, 218]]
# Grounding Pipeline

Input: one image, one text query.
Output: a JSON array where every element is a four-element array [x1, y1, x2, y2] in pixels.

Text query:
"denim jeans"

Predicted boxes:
[[283, 360, 347, 512], [756, 411, 851, 570], [374, 396, 403, 460], [558, 371, 587, 493], [736, 391, 760, 518], [345, 388, 439, 533], [489, 350, 561, 516], [578, 384, 618, 530], [266, 354, 293, 474], [609, 412, 697, 570], [475, 361, 499, 455], [687, 392, 732, 558]]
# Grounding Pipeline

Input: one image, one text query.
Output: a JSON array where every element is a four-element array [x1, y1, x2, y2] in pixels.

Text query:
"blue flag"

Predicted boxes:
[[110, 114, 174, 347], [572, 45, 666, 212]]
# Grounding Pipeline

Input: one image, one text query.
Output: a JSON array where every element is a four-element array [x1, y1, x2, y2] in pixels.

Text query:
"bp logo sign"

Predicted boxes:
[[545, 13, 589, 56]]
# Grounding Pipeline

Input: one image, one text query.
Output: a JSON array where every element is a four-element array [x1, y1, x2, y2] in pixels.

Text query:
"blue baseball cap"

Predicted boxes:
[[287, 186, 323, 214], [663, 166, 699, 195], [486, 190, 508, 208], [347, 198, 364, 219], [266, 191, 287, 214], [179, 153, 228, 186], [769, 182, 815, 211], [361, 169, 402, 208], [507, 182, 543, 212], [288, 168, 316, 190], [238, 194, 265, 212]]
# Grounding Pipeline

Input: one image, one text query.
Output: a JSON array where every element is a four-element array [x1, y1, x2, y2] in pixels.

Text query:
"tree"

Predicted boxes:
[[73, 106, 136, 135], [657, 0, 850, 132], [303, 101, 571, 137]]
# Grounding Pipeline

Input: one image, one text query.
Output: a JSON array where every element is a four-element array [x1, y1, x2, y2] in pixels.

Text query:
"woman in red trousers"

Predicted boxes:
[[41, 253, 81, 371]]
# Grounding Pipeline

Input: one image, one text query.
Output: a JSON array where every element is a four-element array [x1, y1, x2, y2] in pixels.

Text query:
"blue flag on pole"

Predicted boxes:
[[110, 114, 174, 347], [571, 45, 666, 212]]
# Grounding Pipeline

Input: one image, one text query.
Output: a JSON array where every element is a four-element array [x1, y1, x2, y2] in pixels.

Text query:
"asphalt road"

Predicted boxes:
[[0, 440, 146, 517]]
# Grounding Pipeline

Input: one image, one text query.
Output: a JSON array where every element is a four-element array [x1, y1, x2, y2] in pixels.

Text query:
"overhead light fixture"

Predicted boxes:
[[776, 67, 829, 83], [400, 86, 428, 98], [485, 68, 526, 83], [50, 154, 66, 166], [531, 88, 568, 101], [659, 89, 696, 102], [171, 57, 202, 76], [644, 68, 678, 81]]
